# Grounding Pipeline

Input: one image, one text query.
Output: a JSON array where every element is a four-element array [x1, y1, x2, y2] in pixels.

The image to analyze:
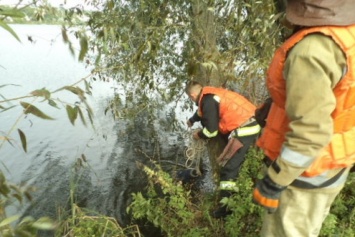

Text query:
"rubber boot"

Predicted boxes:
[[211, 190, 233, 219]]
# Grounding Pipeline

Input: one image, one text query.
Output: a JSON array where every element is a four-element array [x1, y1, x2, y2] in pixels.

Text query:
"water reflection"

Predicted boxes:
[[1, 24, 203, 237]]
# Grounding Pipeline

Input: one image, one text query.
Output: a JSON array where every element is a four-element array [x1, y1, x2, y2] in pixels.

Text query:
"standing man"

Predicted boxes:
[[253, 0, 355, 236], [186, 81, 260, 218]]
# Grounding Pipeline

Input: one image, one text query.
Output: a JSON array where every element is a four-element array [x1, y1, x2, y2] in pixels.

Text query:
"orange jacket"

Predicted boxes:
[[198, 87, 255, 134], [257, 25, 355, 177]]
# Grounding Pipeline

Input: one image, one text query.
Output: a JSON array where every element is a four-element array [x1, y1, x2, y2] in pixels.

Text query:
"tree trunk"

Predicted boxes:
[[190, 0, 225, 183], [190, 0, 222, 87]]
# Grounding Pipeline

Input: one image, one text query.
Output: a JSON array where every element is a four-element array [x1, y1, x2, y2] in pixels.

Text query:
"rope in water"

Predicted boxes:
[[184, 130, 207, 176]]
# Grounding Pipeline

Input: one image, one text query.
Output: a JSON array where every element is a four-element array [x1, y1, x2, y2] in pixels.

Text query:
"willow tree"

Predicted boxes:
[[64, 0, 283, 101], [60, 0, 285, 176]]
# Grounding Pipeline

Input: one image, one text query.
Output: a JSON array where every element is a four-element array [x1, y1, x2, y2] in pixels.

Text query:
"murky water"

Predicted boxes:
[[0, 24, 215, 236]]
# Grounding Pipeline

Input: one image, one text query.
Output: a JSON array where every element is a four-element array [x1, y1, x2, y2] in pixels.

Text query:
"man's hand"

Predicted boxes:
[[187, 120, 193, 128], [252, 175, 286, 213], [192, 131, 200, 140]]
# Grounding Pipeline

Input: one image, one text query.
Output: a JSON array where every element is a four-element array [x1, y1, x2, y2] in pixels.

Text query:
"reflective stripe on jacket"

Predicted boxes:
[[198, 87, 256, 134], [257, 25, 355, 177]]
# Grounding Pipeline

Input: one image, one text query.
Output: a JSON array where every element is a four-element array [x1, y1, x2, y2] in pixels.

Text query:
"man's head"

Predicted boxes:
[[285, 0, 355, 26], [185, 81, 203, 103]]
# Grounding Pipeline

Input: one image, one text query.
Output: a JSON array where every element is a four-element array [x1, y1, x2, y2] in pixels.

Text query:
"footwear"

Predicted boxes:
[[211, 205, 232, 219], [176, 169, 200, 184]]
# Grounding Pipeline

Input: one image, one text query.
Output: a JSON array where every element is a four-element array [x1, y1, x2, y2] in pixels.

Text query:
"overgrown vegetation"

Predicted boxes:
[[0, 3, 87, 25], [0, 172, 55, 236], [56, 204, 141, 236], [128, 147, 355, 237], [1, 0, 355, 236]]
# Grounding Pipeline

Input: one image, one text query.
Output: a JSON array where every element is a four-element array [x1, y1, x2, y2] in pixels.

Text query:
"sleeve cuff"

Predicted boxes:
[[267, 156, 308, 186]]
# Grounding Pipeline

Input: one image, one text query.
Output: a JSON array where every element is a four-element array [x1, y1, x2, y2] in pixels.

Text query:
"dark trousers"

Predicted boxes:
[[219, 133, 258, 198]]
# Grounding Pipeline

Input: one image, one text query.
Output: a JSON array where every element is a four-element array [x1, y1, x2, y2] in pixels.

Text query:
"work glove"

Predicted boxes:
[[252, 175, 286, 214], [187, 119, 193, 127], [191, 128, 203, 140]]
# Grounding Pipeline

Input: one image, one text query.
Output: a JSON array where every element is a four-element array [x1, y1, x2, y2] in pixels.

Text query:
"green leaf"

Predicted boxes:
[[87, 108, 94, 128], [68, 42, 75, 57], [0, 20, 21, 42], [32, 217, 55, 230], [0, 215, 20, 227], [78, 36, 88, 62], [77, 107, 87, 127], [12, 193, 23, 203], [0, 8, 25, 18], [61, 26, 69, 43], [66, 105, 78, 125], [30, 88, 51, 100], [48, 99, 59, 109], [20, 216, 35, 224], [61, 86, 85, 100], [107, 0, 115, 10], [18, 129, 27, 153], [84, 80, 92, 95], [20, 101, 54, 120]]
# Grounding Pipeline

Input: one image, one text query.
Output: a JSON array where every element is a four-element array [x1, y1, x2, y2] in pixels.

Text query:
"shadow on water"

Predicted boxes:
[[19, 109, 212, 237]]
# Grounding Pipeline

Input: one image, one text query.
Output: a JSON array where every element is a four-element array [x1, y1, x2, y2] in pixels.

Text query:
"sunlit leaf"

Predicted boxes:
[[20, 101, 54, 120], [32, 217, 55, 230], [0, 215, 20, 227], [18, 129, 27, 153], [20, 216, 35, 224], [0, 20, 21, 42], [66, 105, 78, 125]]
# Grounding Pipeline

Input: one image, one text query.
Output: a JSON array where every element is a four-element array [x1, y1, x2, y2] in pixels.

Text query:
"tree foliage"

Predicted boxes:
[[1, 1, 355, 236], [62, 0, 285, 109]]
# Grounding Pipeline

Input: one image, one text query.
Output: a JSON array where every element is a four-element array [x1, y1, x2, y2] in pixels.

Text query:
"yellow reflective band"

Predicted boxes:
[[219, 181, 239, 192], [213, 95, 221, 103], [235, 124, 261, 137], [202, 127, 218, 138]]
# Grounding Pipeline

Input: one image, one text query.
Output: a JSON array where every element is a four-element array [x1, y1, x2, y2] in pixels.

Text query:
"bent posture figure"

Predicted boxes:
[[186, 81, 260, 218]]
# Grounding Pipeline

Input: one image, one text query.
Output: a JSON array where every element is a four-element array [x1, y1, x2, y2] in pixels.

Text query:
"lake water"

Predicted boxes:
[[0, 24, 139, 227], [0, 24, 119, 183], [0, 24, 209, 235]]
